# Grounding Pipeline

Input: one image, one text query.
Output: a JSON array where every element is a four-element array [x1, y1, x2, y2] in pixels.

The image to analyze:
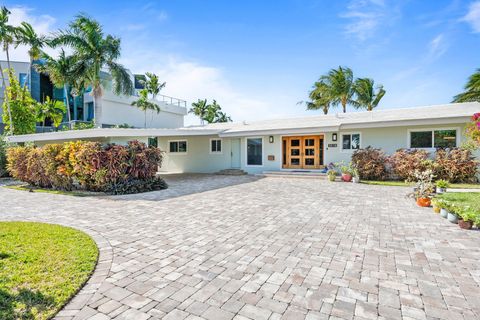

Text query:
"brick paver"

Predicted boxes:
[[1, 174, 480, 319]]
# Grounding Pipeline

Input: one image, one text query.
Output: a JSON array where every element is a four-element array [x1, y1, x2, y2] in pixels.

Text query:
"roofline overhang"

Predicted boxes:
[[219, 126, 340, 137], [339, 116, 471, 130]]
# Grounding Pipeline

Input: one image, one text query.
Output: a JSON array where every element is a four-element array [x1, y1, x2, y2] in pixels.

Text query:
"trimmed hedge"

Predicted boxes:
[[6, 140, 167, 195]]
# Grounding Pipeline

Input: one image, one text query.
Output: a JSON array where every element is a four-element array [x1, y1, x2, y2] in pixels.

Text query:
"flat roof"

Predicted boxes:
[[5, 102, 479, 143]]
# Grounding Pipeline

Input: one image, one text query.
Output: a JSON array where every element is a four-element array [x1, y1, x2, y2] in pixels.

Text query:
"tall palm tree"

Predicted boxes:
[[131, 88, 160, 128], [35, 50, 75, 124], [51, 14, 133, 127], [15, 22, 47, 62], [36, 96, 66, 129], [453, 69, 480, 102], [189, 98, 209, 124], [306, 80, 333, 115], [0, 6, 16, 133], [352, 78, 386, 111], [142, 72, 165, 100], [215, 111, 232, 123], [324, 66, 355, 113]]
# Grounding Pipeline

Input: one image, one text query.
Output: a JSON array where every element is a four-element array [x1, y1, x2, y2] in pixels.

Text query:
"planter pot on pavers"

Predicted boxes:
[[328, 175, 336, 182], [440, 208, 448, 218], [352, 176, 360, 183], [436, 187, 446, 194], [432, 205, 441, 214], [342, 173, 352, 182], [447, 212, 459, 224], [459, 219, 473, 230], [416, 198, 431, 207]]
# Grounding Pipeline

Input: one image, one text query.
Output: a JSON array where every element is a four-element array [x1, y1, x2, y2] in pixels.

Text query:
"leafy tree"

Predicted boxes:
[[14, 21, 47, 62], [323, 66, 355, 113], [0, 6, 17, 133], [37, 96, 66, 128], [189, 99, 209, 124], [1, 69, 38, 135], [51, 14, 133, 127], [131, 88, 160, 128], [35, 50, 76, 124], [453, 69, 480, 102], [141, 72, 165, 100], [352, 78, 386, 111], [215, 111, 232, 123], [305, 80, 333, 114]]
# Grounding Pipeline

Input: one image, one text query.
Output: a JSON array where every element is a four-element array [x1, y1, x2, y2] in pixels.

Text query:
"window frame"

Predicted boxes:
[[245, 137, 264, 167], [341, 132, 361, 152], [407, 128, 459, 150], [209, 138, 223, 154], [168, 139, 188, 155]]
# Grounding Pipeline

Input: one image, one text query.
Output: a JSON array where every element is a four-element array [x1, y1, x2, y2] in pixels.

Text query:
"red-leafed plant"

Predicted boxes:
[[389, 149, 431, 181], [351, 147, 388, 180]]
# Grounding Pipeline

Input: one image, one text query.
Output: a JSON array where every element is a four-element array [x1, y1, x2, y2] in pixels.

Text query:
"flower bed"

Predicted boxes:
[[6, 140, 167, 195]]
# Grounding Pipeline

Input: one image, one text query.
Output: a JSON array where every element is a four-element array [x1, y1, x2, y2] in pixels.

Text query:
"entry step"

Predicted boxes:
[[260, 171, 327, 179], [216, 169, 248, 176]]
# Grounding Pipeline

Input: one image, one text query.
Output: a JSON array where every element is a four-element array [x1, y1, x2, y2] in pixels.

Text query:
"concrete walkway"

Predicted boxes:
[[1, 174, 480, 320]]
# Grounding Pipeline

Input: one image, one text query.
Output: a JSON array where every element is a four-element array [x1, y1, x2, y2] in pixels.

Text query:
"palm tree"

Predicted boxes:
[[36, 96, 66, 129], [35, 50, 75, 124], [51, 14, 133, 127], [352, 78, 386, 111], [189, 99, 209, 124], [306, 80, 333, 115], [142, 72, 165, 100], [324, 66, 355, 113], [453, 69, 480, 102], [215, 111, 232, 123], [15, 22, 47, 63], [0, 6, 16, 133], [131, 88, 160, 128]]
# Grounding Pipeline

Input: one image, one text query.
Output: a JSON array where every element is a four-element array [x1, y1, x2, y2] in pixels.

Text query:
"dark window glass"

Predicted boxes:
[[178, 141, 187, 152], [305, 149, 315, 156], [351, 134, 360, 149], [211, 139, 221, 152], [148, 137, 158, 148], [291, 149, 300, 156], [169, 141, 178, 152], [342, 135, 351, 150], [411, 131, 432, 148], [305, 158, 314, 166], [434, 130, 456, 148], [291, 139, 300, 147], [305, 139, 314, 146], [291, 158, 300, 165], [247, 138, 262, 165]]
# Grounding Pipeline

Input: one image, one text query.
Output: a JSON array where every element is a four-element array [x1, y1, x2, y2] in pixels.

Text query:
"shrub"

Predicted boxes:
[[389, 149, 430, 181], [351, 147, 387, 180], [0, 136, 9, 177], [433, 148, 478, 183], [6, 140, 167, 195]]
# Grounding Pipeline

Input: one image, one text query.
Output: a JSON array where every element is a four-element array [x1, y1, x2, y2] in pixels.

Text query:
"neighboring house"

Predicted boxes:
[[6, 102, 480, 175], [0, 60, 187, 133]]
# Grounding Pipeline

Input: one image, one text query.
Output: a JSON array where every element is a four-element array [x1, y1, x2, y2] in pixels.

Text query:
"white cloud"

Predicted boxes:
[[1, 6, 57, 61], [341, 0, 387, 41], [463, 1, 480, 32], [428, 33, 448, 59]]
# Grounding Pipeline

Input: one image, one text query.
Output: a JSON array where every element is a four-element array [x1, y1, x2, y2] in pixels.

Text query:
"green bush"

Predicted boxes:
[[0, 136, 9, 177], [6, 140, 167, 195]]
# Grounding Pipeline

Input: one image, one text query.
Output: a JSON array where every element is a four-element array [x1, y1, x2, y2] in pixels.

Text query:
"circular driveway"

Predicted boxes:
[[1, 175, 480, 320]]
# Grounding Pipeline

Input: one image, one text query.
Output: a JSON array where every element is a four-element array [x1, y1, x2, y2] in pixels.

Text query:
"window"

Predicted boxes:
[[247, 138, 263, 166], [342, 133, 360, 150], [169, 140, 187, 153], [19, 73, 28, 88], [210, 139, 222, 153], [148, 137, 158, 148], [409, 129, 457, 148]]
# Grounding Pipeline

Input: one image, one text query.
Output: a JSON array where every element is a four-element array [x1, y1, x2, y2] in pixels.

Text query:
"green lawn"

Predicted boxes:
[[436, 192, 480, 212], [4, 185, 98, 197], [0, 222, 98, 320], [361, 180, 480, 189]]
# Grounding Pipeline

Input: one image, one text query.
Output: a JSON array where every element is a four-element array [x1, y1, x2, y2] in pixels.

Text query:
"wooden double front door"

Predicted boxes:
[[282, 135, 324, 169]]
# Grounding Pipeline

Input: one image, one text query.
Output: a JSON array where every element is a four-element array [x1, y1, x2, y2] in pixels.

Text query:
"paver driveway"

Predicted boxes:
[[1, 174, 480, 320]]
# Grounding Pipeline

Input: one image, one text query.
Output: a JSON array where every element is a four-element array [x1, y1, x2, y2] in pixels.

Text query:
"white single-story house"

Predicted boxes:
[[5, 102, 480, 174]]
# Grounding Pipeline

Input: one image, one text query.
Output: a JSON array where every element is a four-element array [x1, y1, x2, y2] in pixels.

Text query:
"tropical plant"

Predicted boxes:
[[131, 88, 160, 128], [409, 169, 435, 199], [305, 80, 333, 115], [36, 96, 66, 128], [464, 113, 480, 149], [323, 66, 355, 113], [435, 179, 449, 189], [389, 149, 430, 181], [0, 134, 9, 177], [352, 78, 386, 111], [453, 69, 480, 102], [434, 148, 478, 183], [141, 72, 165, 100], [35, 50, 75, 124], [0, 6, 16, 133], [189, 99, 209, 124], [215, 111, 232, 123], [14, 21, 47, 63], [51, 14, 133, 127], [1, 69, 38, 135], [327, 169, 337, 181], [351, 147, 388, 180]]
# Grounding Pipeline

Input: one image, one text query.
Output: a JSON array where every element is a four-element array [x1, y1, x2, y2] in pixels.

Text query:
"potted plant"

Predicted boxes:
[[327, 169, 337, 182], [431, 198, 441, 214], [447, 203, 459, 224], [438, 199, 448, 218], [458, 207, 476, 230], [337, 162, 353, 182], [435, 180, 449, 194], [408, 169, 434, 207], [351, 166, 360, 183]]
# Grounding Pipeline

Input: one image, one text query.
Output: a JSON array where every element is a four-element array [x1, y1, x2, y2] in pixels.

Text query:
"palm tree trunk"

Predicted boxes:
[[342, 101, 346, 113], [0, 61, 13, 135], [72, 94, 77, 120], [93, 94, 102, 128], [63, 85, 71, 127], [5, 47, 11, 70], [323, 105, 328, 115], [144, 110, 147, 128]]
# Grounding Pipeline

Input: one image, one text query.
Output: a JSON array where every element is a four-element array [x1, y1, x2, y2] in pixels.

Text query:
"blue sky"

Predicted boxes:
[[3, 0, 480, 124]]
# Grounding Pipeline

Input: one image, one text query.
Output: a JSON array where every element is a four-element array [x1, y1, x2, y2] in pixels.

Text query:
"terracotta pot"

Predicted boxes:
[[416, 197, 431, 207], [341, 173, 352, 182], [459, 219, 473, 230], [432, 205, 440, 214]]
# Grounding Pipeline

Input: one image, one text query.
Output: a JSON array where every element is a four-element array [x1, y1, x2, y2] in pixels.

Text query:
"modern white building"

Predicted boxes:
[[6, 102, 480, 175], [0, 60, 187, 132]]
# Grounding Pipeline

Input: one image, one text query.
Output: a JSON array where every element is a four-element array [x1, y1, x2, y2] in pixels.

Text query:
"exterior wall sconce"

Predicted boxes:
[[269, 136, 274, 143], [332, 133, 337, 141]]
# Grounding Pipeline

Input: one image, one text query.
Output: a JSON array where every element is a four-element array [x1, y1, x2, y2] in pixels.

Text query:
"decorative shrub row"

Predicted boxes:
[[6, 140, 167, 194], [351, 147, 479, 183]]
